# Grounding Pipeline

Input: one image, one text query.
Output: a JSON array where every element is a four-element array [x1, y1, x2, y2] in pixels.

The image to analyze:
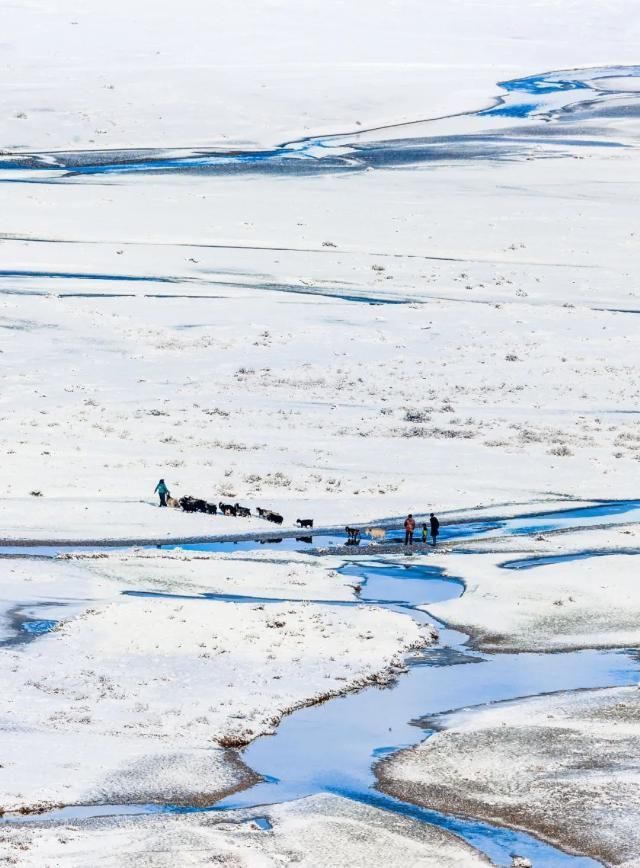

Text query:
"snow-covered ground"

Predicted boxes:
[[64, 548, 360, 600], [0, 155, 639, 528], [0, 550, 432, 812], [425, 525, 640, 651], [1, 19, 640, 532], [3, 0, 638, 153], [3, 0, 640, 862], [0, 794, 490, 867], [378, 685, 640, 866], [0, 557, 106, 642]]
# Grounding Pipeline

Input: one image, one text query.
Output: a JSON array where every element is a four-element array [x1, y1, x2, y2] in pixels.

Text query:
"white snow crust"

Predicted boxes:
[[426, 524, 640, 651]]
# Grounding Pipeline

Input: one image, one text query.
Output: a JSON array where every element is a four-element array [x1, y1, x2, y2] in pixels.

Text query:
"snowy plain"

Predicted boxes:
[[2, 0, 640, 864], [1, 3, 640, 526]]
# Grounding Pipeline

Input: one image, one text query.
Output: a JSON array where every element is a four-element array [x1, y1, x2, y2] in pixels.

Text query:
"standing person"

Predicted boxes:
[[430, 512, 440, 546], [421, 522, 428, 543], [404, 513, 416, 546], [154, 478, 169, 507]]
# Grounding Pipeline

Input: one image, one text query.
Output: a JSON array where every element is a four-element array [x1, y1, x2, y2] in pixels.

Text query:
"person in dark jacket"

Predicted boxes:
[[404, 513, 416, 546], [154, 478, 169, 507], [430, 512, 440, 546]]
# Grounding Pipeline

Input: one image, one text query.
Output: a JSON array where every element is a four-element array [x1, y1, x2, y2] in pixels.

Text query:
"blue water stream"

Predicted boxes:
[[2, 499, 640, 866], [206, 557, 635, 868], [503, 549, 640, 570], [1, 66, 639, 181]]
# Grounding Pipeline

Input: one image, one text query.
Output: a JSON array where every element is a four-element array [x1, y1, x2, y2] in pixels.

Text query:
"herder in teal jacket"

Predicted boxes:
[[154, 478, 169, 507]]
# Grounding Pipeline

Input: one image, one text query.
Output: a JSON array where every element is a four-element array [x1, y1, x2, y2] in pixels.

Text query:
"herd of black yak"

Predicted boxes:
[[170, 496, 285, 524]]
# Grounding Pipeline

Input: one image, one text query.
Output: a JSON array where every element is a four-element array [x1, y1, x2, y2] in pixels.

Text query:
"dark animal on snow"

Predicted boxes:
[[296, 518, 313, 529], [179, 496, 198, 513], [256, 507, 283, 524], [265, 510, 283, 524], [235, 503, 251, 518], [179, 496, 217, 515], [295, 535, 313, 544], [260, 537, 283, 544], [345, 526, 361, 543], [219, 502, 237, 517]]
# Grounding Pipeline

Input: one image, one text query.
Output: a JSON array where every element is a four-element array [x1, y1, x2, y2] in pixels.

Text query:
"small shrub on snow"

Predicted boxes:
[[210, 440, 253, 451], [616, 430, 640, 444], [549, 445, 573, 457], [243, 471, 292, 488], [202, 407, 230, 417], [404, 408, 430, 423], [399, 426, 475, 440], [519, 428, 543, 443], [432, 426, 475, 439]]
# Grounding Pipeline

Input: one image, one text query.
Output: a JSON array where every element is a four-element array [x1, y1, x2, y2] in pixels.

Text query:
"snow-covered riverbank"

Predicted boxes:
[[0, 794, 491, 868], [425, 524, 640, 651], [379, 685, 640, 866], [0, 549, 433, 814]]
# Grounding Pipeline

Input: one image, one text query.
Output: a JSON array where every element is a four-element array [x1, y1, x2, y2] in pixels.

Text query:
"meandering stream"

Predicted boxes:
[[2, 65, 639, 181], [2, 500, 640, 866]]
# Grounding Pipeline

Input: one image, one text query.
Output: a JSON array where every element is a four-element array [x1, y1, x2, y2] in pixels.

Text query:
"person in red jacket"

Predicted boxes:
[[404, 513, 416, 546]]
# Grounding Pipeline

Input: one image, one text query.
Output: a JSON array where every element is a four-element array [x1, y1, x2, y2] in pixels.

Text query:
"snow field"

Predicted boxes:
[[3, 0, 639, 153], [426, 525, 640, 651], [0, 550, 434, 812], [2, 0, 640, 861]]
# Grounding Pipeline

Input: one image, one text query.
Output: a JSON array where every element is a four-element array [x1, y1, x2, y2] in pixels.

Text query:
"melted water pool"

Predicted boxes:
[[0, 602, 62, 648]]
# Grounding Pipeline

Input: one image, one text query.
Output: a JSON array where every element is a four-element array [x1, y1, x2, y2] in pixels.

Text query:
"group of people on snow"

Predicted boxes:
[[403, 512, 439, 546]]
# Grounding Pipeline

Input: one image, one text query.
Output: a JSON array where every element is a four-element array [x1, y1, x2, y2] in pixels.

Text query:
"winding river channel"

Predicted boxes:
[[2, 499, 640, 866]]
